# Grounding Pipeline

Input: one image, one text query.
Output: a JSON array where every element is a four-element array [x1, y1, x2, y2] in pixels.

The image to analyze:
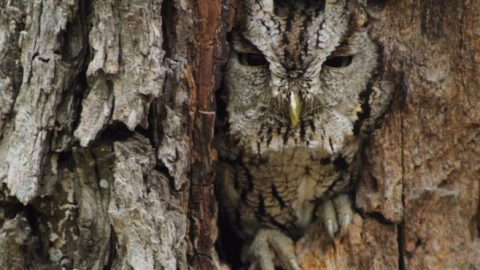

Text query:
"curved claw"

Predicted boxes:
[[246, 229, 302, 270], [318, 199, 339, 239], [257, 254, 275, 270], [287, 257, 302, 270], [333, 194, 353, 233], [317, 194, 354, 239]]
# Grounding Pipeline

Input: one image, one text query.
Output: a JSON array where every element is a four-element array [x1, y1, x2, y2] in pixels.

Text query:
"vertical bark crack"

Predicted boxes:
[[397, 222, 405, 270], [398, 74, 407, 270]]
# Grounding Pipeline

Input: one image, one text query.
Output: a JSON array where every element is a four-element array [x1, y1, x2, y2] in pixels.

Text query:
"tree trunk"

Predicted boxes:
[[297, 1, 480, 269], [0, 1, 478, 270]]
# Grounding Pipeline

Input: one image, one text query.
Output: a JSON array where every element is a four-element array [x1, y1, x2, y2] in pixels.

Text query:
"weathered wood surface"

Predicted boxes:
[[0, 0, 225, 269], [299, 1, 480, 269], [0, 0, 478, 269]]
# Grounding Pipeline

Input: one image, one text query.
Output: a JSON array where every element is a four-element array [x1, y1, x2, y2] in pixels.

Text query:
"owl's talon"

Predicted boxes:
[[318, 194, 353, 238], [319, 199, 339, 238], [338, 213, 351, 232], [246, 229, 302, 270], [324, 220, 336, 239], [287, 257, 302, 270], [333, 194, 353, 233]]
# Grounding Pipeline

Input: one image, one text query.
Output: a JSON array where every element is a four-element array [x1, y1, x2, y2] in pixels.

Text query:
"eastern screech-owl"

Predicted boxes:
[[216, 0, 392, 269]]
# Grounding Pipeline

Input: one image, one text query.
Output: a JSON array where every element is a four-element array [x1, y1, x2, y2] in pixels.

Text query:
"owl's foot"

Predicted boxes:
[[317, 194, 353, 239], [244, 229, 302, 270]]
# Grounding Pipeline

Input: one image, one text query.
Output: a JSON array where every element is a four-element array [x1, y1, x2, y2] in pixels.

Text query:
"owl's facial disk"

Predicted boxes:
[[225, 0, 377, 153], [231, 33, 361, 128]]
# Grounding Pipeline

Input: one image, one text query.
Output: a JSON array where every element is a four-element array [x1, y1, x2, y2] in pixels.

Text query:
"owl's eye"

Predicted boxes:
[[324, 55, 353, 68], [238, 53, 268, 67]]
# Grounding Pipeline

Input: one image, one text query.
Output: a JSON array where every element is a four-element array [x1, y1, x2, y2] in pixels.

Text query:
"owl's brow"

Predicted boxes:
[[329, 44, 352, 56], [232, 34, 263, 53], [329, 9, 365, 56], [329, 34, 355, 56]]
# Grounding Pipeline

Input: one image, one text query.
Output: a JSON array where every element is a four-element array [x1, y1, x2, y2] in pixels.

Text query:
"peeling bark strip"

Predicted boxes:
[[74, 0, 166, 146], [188, 0, 229, 269], [4, 1, 86, 204]]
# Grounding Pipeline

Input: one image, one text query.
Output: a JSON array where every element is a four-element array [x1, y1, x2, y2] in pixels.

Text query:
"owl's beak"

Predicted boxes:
[[289, 92, 302, 128]]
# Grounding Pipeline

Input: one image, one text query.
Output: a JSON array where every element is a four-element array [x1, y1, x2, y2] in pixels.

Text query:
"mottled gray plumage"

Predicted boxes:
[[217, 0, 392, 269]]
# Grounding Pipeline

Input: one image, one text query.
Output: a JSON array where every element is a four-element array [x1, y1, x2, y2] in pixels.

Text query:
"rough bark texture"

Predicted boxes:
[[298, 1, 480, 269], [0, 0, 225, 269], [0, 0, 478, 270]]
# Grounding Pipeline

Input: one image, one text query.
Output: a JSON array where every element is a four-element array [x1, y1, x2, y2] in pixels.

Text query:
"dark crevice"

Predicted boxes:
[[24, 204, 44, 257], [0, 193, 45, 260], [154, 164, 177, 191], [53, 74, 87, 151], [397, 222, 406, 270], [214, 33, 233, 130], [135, 125, 154, 145], [0, 194, 24, 222], [57, 151, 76, 173], [97, 122, 135, 143], [320, 157, 331, 164], [477, 195, 480, 238], [161, 0, 177, 58], [333, 155, 349, 171], [144, 99, 162, 149], [215, 208, 244, 270], [103, 226, 118, 270], [359, 211, 395, 225], [66, 0, 92, 145], [69, 68, 88, 137], [215, 83, 229, 129], [398, 67, 407, 270], [149, 100, 163, 150], [59, 10, 84, 62]]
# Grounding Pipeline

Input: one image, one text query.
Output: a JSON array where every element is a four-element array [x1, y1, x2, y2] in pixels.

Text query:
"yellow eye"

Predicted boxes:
[[324, 55, 353, 68], [238, 53, 268, 67]]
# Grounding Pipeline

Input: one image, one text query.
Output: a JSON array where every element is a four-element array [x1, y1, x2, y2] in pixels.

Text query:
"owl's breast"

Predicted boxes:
[[245, 147, 341, 229], [218, 111, 360, 238], [224, 142, 357, 239]]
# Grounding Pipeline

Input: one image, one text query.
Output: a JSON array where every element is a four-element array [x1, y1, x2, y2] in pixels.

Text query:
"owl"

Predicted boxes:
[[216, 0, 392, 269]]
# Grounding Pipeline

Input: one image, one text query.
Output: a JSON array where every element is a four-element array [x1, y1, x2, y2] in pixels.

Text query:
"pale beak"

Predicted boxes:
[[289, 92, 302, 128]]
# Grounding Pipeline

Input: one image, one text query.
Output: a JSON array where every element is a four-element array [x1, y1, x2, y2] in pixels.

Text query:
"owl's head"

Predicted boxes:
[[225, 0, 379, 155]]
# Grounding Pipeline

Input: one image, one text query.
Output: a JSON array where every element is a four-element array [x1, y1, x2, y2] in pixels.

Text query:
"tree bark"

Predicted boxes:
[[0, 0, 227, 269], [0, 1, 478, 270], [298, 1, 480, 269]]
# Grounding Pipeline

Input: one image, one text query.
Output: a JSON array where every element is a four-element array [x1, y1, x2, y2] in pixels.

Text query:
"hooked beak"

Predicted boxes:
[[289, 92, 302, 128]]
